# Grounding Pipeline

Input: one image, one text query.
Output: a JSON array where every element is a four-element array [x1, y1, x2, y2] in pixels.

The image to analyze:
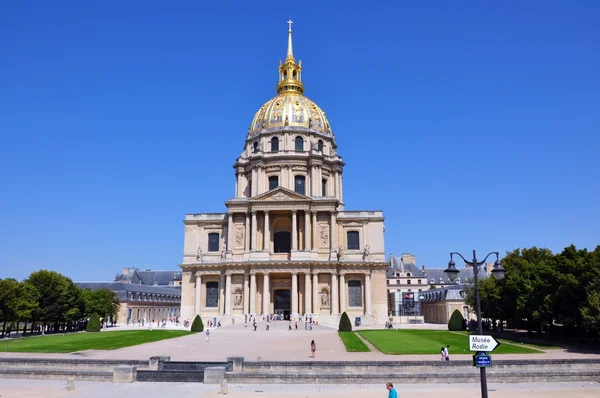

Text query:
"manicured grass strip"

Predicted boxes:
[[0, 330, 191, 353], [338, 331, 370, 352], [358, 330, 541, 355], [452, 330, 561, 349]]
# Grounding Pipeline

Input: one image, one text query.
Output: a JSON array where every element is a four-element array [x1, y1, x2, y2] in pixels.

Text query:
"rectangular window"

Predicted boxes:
[[407, 280, 411, 285], [268, 176, 278, 190], [418, 279, 421, 284], [205, 282, 219, 308], [321, 179, 327, 196], [348, 280, 362, 307], [208, 233, 219, 252], [294, 175, 305, 195], [347, 231, 360, 250]]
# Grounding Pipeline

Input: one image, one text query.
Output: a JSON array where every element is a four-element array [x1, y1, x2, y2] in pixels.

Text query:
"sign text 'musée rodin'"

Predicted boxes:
[[469, 335, 500, 352]]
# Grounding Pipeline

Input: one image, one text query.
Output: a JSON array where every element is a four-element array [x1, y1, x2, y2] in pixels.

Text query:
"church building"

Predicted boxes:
[[179, 22, 388, 325]]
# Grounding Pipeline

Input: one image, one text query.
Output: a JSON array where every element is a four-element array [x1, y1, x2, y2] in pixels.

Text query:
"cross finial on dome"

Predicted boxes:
[[286, 19, 294, 59]]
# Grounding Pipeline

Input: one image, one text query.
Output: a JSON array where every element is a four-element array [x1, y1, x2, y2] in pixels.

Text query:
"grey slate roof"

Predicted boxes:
[[114, 268, 182, 286], [75, 282, 181, 302], [387, 256, 427, 277], [420, 284, 465, 302], [423, 267, 488, 285]]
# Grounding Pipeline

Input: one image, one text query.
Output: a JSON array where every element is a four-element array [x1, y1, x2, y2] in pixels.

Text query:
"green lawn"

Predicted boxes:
[[338, 332, 370, 352], [0, 330, 191, 353], [452, 330, 561, 350], [358, 330, 542, 355]]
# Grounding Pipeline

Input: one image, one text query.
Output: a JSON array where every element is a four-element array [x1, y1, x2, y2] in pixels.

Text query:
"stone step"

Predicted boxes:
[[226, 369, 600, 384], [0, 368, 112, 381], [0, 358, 148, 372]]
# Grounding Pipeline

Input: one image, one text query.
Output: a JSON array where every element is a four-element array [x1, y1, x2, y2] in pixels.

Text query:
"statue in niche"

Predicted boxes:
[[363, 245, 371, 261], [221, 248, 226, 260], [235, 228, 244, 249], [311, 139, 318, 151], [336, 246, 344, 261], [234, 291, 242, 307], [308, 117, 313, 128], [319, 226, 329, 247], [285, 115, 289, 126], [196, 247, 203, 263], [321, 289, 329, 307]]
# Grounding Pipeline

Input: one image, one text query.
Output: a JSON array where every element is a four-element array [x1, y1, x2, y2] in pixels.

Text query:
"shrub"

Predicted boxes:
[[339, 311, 352, 332], [191, 315, 204, 332], [448, 309, 465, 331], [86, 313, 101, 332]]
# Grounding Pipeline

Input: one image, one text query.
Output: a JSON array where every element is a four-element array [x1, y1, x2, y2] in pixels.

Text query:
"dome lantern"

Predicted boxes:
[[276, 20, 304, 95]]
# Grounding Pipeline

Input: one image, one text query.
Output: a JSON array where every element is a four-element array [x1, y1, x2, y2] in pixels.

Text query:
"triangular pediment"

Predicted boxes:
[[251, 187, 310, 202]]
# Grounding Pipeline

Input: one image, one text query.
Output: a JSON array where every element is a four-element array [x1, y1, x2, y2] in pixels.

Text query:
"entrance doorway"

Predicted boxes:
[[274, 231, 291, 253], [274, 289, 291, 320]]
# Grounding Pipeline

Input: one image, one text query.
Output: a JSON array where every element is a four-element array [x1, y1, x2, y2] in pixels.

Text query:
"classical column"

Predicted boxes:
[[288, 167, 293, 190], [310, 165, 316, 196], [311, 211, 318, 250], [304, 272, 311, 315], [219, 273, 225, 314], [364, 272, 372, 315], [235, 172, 239, 198], [330, 212, 337, 250], [263, 210, 270, 252], [291, 210, 298, 251], [249, 273, 257, 315], [304, 211, 310, 251], [194, 274, 201, 314], [312, 272, 319, 315], [225, 273, 232, 315], [245, 213, 250, 252], [257, 165, 263, 194], [339, 273, 346, 313], [339, 172, 344, 203], [227, 213, 234, 252], [291, 272, 298, 317], [251, 168, 258, 197], [251, 211, 257, 251], [262, 273, 270, 315], [243, 272, 250, 314], [331, 272, 339, 315]]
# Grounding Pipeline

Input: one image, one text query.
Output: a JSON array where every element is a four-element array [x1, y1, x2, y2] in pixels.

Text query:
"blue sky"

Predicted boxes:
[[1, 1, 599, 282]]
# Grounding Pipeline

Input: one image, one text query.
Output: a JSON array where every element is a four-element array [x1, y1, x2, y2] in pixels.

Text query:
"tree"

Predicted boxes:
[[0, 279, 39, 337], [26, 270, 85, 332], [448, 309, 464, 331], [86, 313, 101, 332], [82, 288, 120, 320], [338, 311, 352, 332], [581, 279, 600, 332], [191, 315, 204, 332]]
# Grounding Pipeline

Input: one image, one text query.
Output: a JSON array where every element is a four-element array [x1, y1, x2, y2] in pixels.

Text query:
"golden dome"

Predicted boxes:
[[248, 21, 332, 136], [249, 94, 331, 135]]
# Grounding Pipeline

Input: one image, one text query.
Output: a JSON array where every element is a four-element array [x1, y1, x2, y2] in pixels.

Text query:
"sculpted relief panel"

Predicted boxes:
[[235, 226, 245, 249], [319, 225, 329, 247]]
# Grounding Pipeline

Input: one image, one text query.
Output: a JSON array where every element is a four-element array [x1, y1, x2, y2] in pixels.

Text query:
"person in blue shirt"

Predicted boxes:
[[386, 382, 398, 398]]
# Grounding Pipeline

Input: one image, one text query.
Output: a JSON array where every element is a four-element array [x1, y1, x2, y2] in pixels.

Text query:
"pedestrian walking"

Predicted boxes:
[[444, 345, 450, 361], [289, 321, 292, 331], [310, 340, 316, 358], [386, 382, 398, 398], [205, 329, 210, 342]]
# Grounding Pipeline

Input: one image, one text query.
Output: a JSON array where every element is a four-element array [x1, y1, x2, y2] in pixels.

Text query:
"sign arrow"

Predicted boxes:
[[469, 335, 501, 352]]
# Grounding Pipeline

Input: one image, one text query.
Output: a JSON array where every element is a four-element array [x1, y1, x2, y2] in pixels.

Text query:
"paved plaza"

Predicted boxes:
[[1, 320, 599, 362], [1, 379, 599, 398]]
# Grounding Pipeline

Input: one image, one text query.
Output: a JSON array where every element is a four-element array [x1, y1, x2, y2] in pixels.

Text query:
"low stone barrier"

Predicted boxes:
[[113, 365, 137, 383]]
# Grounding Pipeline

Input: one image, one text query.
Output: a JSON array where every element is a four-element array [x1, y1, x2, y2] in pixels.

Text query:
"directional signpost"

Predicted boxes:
[[469, 335, 501, 352], [469, 335, 500, 369]]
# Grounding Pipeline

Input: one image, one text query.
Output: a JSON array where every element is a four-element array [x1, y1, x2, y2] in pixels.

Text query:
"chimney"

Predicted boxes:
[[422, 265, 425, 271]]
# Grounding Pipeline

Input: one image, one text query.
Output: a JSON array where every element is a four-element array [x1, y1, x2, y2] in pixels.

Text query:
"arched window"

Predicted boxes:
[[268, 176, 279, 190], [295, 136, 304, 151], [317, 140, 324, 152], [321, 178, 327, 196], [294, 175, 305, 195], [206, 282, 218, 308], [253, 141, 258, 153], [347, 231, 360, 250], [271, 137, 279, 152], [208, 233, 219, 252], [348, 280, 362, 307]]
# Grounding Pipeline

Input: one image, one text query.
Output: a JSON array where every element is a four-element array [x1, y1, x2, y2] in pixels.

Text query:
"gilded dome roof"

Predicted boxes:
[[249, 94, 332, 136]]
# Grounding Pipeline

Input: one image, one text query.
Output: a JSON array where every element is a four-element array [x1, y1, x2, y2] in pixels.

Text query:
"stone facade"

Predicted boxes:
[[179, 24, 387, 325], [76, 282, 181, 324]]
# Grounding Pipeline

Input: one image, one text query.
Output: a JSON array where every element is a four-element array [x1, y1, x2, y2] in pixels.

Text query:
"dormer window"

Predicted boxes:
[[317, 140, 323, 152], [253, 141, 258, 153], [269, 176, 279, 190], [294, 175, 305, 195]]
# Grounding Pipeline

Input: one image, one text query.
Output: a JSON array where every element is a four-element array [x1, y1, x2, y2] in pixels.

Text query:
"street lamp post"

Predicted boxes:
[[444, 250, 506, 398]]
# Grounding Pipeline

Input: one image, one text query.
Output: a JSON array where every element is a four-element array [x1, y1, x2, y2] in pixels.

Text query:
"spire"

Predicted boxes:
[[277, 20, 304, 95], [286, 19, 294, 60]]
